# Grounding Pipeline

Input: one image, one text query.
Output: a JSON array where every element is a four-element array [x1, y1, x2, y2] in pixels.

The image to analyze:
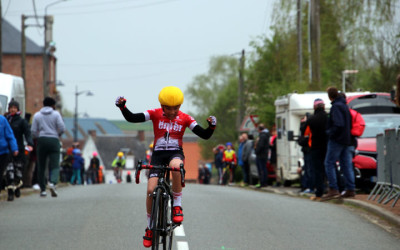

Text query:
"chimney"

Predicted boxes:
[[88, 130, 97, 139], [137, 130, 145, 142]]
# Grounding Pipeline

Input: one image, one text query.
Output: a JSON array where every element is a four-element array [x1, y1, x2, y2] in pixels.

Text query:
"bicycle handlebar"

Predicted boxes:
[[135, 160, 186, 187]]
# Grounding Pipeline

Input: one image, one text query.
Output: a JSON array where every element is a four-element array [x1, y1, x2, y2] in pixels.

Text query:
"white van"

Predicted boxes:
[[0, 73, 25, 116], [274, 91, 369, 186]]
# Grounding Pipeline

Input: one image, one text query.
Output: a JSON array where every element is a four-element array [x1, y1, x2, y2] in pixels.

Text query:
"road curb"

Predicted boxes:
[[344, 199, 400, 226], [246, 185, 400, 227]]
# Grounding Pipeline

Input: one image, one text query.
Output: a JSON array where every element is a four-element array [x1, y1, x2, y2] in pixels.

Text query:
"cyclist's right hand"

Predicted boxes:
[[115, 96, 126, 109]]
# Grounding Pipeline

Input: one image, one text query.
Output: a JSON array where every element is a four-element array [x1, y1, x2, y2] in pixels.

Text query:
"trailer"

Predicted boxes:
[[274, 91, 369, 187]]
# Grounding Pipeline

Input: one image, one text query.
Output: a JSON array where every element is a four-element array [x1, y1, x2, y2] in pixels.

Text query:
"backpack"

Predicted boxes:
[[349, 109, 365, 137]]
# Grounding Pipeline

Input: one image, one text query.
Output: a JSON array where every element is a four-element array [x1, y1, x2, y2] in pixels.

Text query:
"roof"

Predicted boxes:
[[93, 135, 147, 169], [62, 117, 124, 140], [2, 18, 43, 54]]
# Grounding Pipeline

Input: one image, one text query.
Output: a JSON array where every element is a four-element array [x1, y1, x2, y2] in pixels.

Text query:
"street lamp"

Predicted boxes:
[[342, 70, 359, 93], [43, 0, 68, 97], [74, 86, 94, 142]]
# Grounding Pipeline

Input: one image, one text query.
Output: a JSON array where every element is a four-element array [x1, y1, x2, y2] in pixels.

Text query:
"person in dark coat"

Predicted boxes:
[[306, 98, 328, 201], [5, 99, 34, 201], [322, 87, 355, 201], [255, 123, 270, 187]]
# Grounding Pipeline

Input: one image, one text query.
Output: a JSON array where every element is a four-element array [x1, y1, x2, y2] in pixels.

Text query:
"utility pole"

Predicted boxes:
[[297, 0, 302, 82], [237, 49, 245, 131], [43, 15, 54, 97], [21, 15, 27, 82], [310, 0, 321, 87]]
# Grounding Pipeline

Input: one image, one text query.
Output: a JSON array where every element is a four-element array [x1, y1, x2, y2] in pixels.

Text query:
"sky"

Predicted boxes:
[[3, 0, 275, 120]]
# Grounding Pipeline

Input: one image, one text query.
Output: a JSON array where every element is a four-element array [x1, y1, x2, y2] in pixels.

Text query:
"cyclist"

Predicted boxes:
[[222, 142, 237, 184], [112, 151, 126, 183], [115, 86, 216, 248]]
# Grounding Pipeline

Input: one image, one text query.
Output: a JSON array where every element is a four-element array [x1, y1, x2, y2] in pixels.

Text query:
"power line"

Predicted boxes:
[[59, 57, 209, 67], [61, 60, 208, 83], [6, 0, 179, 16]]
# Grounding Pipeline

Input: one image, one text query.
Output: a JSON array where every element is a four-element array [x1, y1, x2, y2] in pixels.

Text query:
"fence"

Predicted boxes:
[[368, 129, 400, 207]]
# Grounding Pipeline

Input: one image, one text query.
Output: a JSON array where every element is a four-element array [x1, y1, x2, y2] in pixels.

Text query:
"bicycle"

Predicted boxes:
[[135, 160, 186, 250]]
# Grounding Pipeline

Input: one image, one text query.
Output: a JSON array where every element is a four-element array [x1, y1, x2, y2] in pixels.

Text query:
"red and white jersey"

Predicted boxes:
[[144, 108, 198, 151]]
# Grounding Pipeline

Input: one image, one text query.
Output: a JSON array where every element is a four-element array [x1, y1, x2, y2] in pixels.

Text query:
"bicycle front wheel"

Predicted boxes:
[[162, 198, 173, 250], [151, 188, 163, 250]]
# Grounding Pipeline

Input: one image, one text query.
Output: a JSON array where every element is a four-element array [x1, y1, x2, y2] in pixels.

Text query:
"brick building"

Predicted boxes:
[[1, 18, 58, 117]]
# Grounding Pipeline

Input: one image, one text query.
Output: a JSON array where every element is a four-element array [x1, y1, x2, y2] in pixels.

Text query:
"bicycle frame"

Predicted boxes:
[[135, 161, 185, 250]]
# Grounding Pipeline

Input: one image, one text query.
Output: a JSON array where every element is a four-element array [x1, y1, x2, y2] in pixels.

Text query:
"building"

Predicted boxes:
[[1, 18, 58, 116]]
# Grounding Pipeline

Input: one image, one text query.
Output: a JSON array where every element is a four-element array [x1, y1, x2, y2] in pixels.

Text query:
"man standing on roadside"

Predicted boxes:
[[306, 99, 328, 201], [322, 87, 355, 201], [240, 133, 252, 186], [255, 124, 269, 188], [31, 97, 65, 198]]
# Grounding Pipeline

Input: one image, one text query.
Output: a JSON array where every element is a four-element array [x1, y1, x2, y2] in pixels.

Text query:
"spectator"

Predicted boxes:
[[5, 99, 34, 201], [145, 142, 153, 165], [126, 171, 132, 183], [269, 125, 280, 186], [86, 151, 100, 184], [222, 142, 237, 185], [396, 74, 400, 106], [60, 147, 73, 183], [255, 123, 269, 188], [240, 133, 252, 186], [0, 115, 18, 200], [322, 87, 355, 201], [213, 144, 225, 185], [298, 114, 313, 193], [306, 99, 328, 201], [31, 97, 65, 197], [237, 134, 246, 185], [70, 149, 84, 185]]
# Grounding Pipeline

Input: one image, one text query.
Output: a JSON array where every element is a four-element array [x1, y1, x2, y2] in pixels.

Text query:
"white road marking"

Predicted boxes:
[[174, 225, 185, 237], [177, 241, 189, 250]]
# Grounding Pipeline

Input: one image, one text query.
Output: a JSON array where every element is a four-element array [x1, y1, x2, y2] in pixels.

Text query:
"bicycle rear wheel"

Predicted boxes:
[[151, 188, 163, 250]]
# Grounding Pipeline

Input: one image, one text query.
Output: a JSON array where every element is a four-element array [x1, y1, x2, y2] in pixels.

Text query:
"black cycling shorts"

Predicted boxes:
[[149, 150, 185, 178]]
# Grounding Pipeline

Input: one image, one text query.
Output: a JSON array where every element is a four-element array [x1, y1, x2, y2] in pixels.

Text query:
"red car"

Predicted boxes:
[[347, 93, 400, 188]]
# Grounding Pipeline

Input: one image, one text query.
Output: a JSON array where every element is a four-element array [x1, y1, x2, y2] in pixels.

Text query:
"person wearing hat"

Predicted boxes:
[[305, 98, 328, 201], [0, 114, 18, 200], [112, 151, 126, 183], [4, 99, 34, 201], [70, 148, 84, 185], [88, 151, 100, 184], [213, 144, 225, 185], [31, 97, 65, 197], [115, 86, 216, 248], [222, 142, 237, 185]]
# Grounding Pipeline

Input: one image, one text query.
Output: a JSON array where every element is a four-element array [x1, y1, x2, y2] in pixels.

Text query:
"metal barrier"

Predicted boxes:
[[368, 129, 400, 207]]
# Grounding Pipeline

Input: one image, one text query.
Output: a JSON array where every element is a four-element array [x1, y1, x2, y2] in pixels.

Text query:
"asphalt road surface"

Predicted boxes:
[[0, 183, 399, 250]]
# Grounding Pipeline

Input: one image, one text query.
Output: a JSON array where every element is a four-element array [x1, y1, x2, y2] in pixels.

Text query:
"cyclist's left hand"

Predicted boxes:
[[207, 116, 217, 129]]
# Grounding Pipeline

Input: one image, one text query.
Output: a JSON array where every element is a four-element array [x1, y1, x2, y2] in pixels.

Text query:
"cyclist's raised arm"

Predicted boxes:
[[115, 96, 146, 123], [192, 116, 216, 140]]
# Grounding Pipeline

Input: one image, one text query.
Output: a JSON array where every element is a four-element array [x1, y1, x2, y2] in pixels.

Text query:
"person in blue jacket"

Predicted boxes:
[[0, 114, 18, 200]]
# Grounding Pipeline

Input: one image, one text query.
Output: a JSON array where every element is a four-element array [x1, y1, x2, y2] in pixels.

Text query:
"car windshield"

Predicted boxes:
[[361, 114, 400, 138]]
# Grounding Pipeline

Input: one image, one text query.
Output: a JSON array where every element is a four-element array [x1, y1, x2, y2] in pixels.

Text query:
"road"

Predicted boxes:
[[0, 183, 399, 250]]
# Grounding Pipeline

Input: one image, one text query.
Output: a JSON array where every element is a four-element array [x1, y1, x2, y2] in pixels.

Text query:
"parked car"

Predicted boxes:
[[347, 93, 400, 189]]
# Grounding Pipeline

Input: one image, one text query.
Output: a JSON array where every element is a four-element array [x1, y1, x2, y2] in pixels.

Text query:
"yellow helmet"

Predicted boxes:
[[149, 143, 153, 148], [117, 151, 124, 157], [158, 86, 184, 106]]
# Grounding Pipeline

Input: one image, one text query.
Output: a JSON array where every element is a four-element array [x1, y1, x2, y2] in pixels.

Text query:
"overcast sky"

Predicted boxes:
[[3, 0, 275, 120]]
